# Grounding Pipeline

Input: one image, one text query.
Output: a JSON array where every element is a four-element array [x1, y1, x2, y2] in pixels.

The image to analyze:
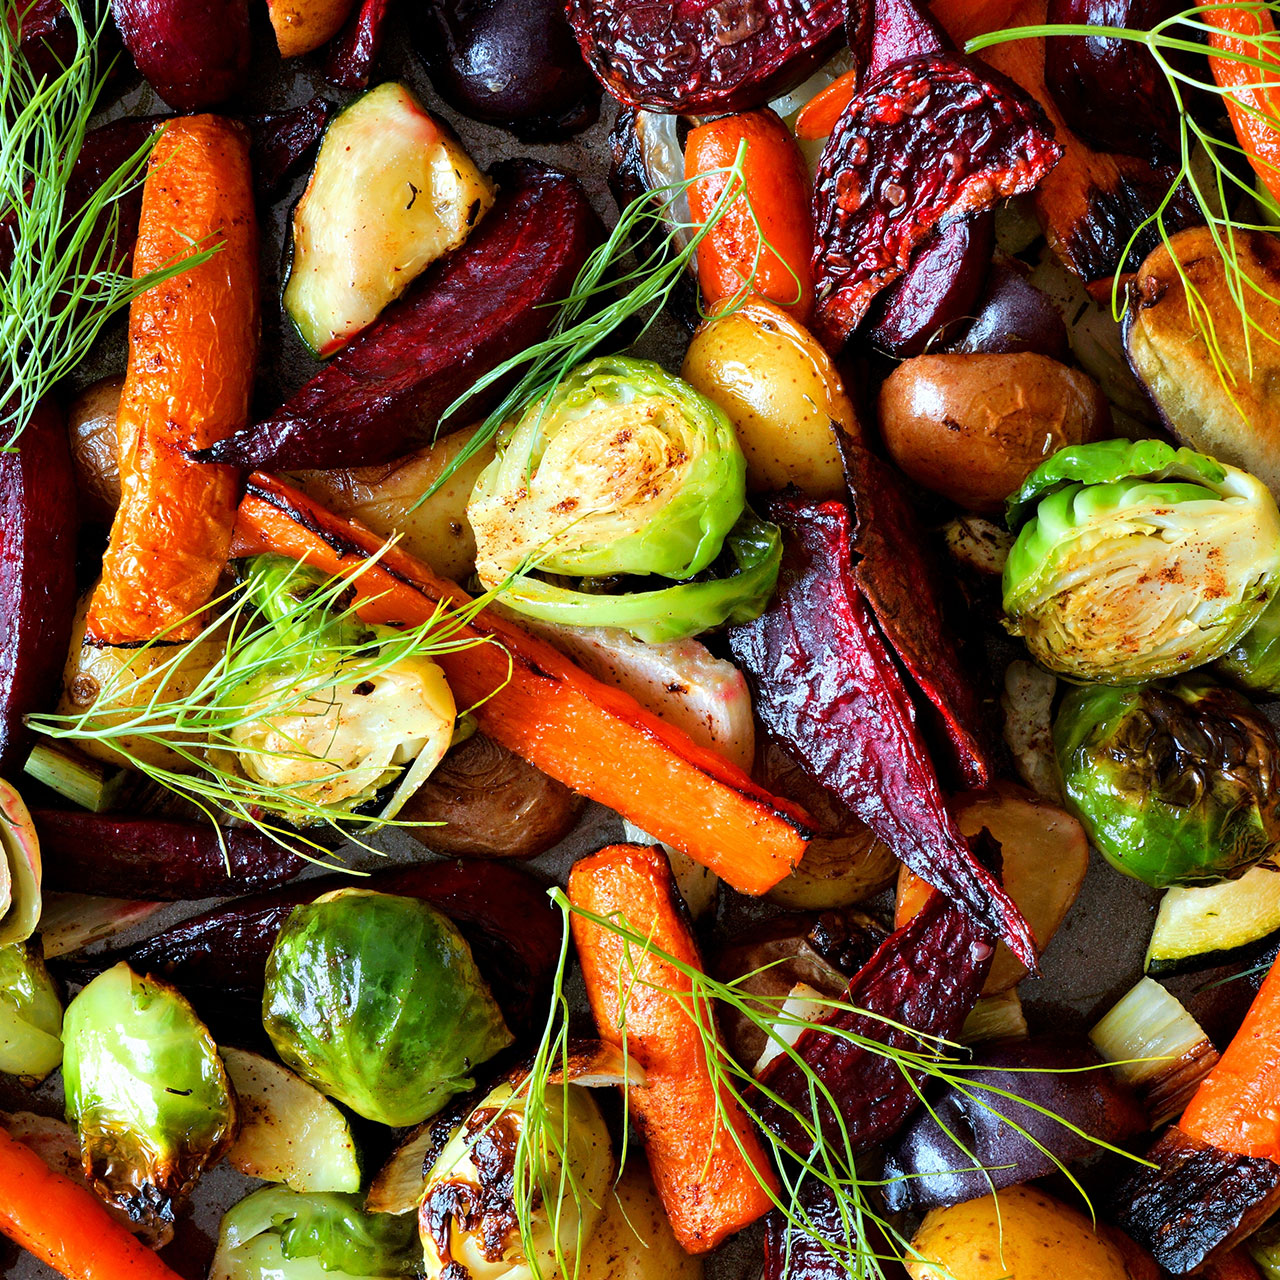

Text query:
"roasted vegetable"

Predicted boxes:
[[266, 0, 357, 57], [263, 889, 512, 1126], [1147, 865, 1280, 975], [882, 1038, 1146, 1212], [0, 782, 41, 949], [1220, 593, 1280, 698], [0, 942, 62, 1085], [62, 963, 236, 1230], [0, 400, 78, 775], [284, 84, 493, 357], [879, 352, 1107, 514], [67, 375, 124, 522], [1004, 440, 1280, 684], [323, 0, 391, 88], [955, 258, 1070, 360], [247, 97, 337, 199], [580, 1160, 704, 1280]]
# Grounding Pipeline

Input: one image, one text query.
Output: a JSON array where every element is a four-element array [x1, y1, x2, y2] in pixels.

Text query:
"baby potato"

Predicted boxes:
[[681, 297, 857, 499], [67, 375, 124, 523], [907, 1186, 1131, 1280], [879, 352, 1108, 514]]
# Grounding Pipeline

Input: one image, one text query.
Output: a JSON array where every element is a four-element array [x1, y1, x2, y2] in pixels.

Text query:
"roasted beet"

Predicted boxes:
[[752, 888, 995, 1152], [323, 0, 392, 89], [866, 0, 946, 76], [10, 0, 80, 84], [882, 1039, 1147, 1211], [727, 497, 1032, 964], [111, 0, 250, 110], [0, 402, 78, 775], [764, 1181, 910, 1280], [197, 162, 601, 470], [954, 259, 1070, 360], [564, 0, 844, 113], [33, 813, 307, 900], [811, 53, 1061, 349], [247, 97, 336, 200], [411, 0, 599, 139], [1044, 0, 1184, 162]]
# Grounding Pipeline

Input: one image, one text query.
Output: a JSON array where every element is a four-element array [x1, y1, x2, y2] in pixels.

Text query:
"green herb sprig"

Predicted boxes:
[[1, 0, 216, 448]]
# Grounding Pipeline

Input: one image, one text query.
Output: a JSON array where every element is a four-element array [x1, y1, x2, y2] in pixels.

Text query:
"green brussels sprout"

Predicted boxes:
[[1003, 439, 1280, 684], [263, 890, 512, 1127], [420, 1079, 615, 1280], [212, 555, 457, 826], [1218, 592, 1280, 698], [62, 962, 236, 1226], [0, 940, 62, 1084], [211, 1187, 420, 1280], [1054, 675, 1280, 887]]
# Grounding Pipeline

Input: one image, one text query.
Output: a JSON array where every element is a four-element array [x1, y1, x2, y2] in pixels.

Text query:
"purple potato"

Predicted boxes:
[[954, 260, 1070, 361]]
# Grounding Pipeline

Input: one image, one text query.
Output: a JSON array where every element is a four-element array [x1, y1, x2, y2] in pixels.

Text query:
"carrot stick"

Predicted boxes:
[[1180, 954, 1280, 1160], [86, 115, 259, 646], [928, 0, 1025, 45], [0, 1126, 183, 1280], [568, 844, 780, 1252], [1195, 0, 1280, 205], [231, 473, 811, 894], [685, 110, 814, 321], [794, 69, 857, 140]]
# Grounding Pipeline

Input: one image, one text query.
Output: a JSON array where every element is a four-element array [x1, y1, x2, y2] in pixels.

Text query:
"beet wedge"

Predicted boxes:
[[323, 0, 392, 89], [197, 161, 601, 470], [728, 496, 1033, 962], [247, 97, 336, 199], [232, 473, 812, 894], [752, 885, 995, 1152]]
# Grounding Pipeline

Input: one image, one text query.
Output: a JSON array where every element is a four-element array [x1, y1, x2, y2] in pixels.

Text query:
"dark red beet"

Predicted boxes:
[[0, 402, 78, 776], [867, 0, 946, 76], [564, 0, 844, 113], [196, 162, 601, 470], [111, 0, 250, 110], [247, 98, 336, 200], [323, 0, 392, 90], [752, 888, 995, 1152], [955, 259, 1070, 360], [727, 497, 1033, 964], [764, 1181, 910, 1280], [10, 0, 79, 85], [811, 53, 1061, 350]]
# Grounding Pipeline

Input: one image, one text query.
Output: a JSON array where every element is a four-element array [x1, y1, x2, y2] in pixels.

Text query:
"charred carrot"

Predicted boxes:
[[0, 1126, 183, 1280], [86, 115, 259, 646], [568, 844, 780, 1252], [1196, 0, 1280, 205], [1180, 954, 1280, 1160], [231, 473, 811, 894], [685, 110, 814, 321], [794, 70, 857, 140]]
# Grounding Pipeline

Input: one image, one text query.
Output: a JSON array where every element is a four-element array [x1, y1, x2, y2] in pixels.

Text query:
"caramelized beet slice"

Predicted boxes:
[[866, 0, 946, 75], [323, 0, 392, 89], [564, 0, 843, 113], [198, 162, 600, 470], [840, 438, 993, 786], [247, 97, 336, 199], [811, 53, 1061, 349], [0, 402, 78, 775], [34, 813, 307, 900], [752, 889, 995, 1152], [727, 496, 1031, 963]]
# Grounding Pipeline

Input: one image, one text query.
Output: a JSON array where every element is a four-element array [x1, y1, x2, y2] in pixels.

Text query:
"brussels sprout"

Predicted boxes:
[[0, 941, 62, 1084], [420, 1079, 615, 1280], [62, 962, 236, 1225], [1054, 675, 1280, 887], [213, 556, 457, 825], [1003, 439, 1280, 684], [1218, 592, 1280, 698], [0, 779, 41, 947], [211, 1187, 420, 1280], [263, 890, 512, 1127]]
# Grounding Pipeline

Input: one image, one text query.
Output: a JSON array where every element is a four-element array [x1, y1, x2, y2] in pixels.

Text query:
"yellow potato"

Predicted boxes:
[[681, 297, 857, 499], [907, 1186, 1130, 1280], [580, 1160, 702, 1280], [267, 0, 357, 57]]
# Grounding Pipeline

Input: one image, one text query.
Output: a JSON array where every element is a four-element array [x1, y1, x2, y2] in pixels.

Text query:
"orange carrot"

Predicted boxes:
[[0, 1126, 184, 1280], [568, 844, 780, 1252], [794, 69, 858, 140], [685, 110, 814, 321], [1180, 954, 1280, 1159], [86, 115, 259, 646], [1196, 0, 1280, 205], [929, 0, 1025, 45], [231, 473, 811, 894]]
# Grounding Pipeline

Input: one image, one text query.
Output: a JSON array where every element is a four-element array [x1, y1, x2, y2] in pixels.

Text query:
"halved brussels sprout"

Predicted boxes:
[[420, 1078, 615, 1280], [1054, 675, 1280, 887], [62, 962, 236, 1227], [1003, 439, 1280, 684], [0, 780, 40, 947], [0, 941, 62, 1084], [263, 889, 512, 1127], [1218, 592, 1280, 698]]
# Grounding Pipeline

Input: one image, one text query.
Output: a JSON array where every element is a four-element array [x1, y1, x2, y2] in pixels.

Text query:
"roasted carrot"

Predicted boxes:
[[1180, 954, 1280, 1161], [568, 844, 780, 1252], [86, 115, 259, 646], [0, 1125, 184, 1280], [685, 110, 814, 321], [231, 473, 811, 893], [929, 0, 1025, 45], [1196, 0, 1280, 205], [794, 69, 857, 140]]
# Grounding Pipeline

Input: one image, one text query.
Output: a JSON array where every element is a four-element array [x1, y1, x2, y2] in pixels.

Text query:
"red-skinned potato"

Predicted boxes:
[[878, 351, 1109, 514]]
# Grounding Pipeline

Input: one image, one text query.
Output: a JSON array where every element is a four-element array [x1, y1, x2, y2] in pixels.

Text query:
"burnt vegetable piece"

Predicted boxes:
[[811, 53, 1061, 349], [247, 97, 336, 200], [564, 0, 843, 112], [0, 401, 77, 776], [196, 162, 600, 470], [728, 496, 1028, 959], [33, 813, 306, 901]]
